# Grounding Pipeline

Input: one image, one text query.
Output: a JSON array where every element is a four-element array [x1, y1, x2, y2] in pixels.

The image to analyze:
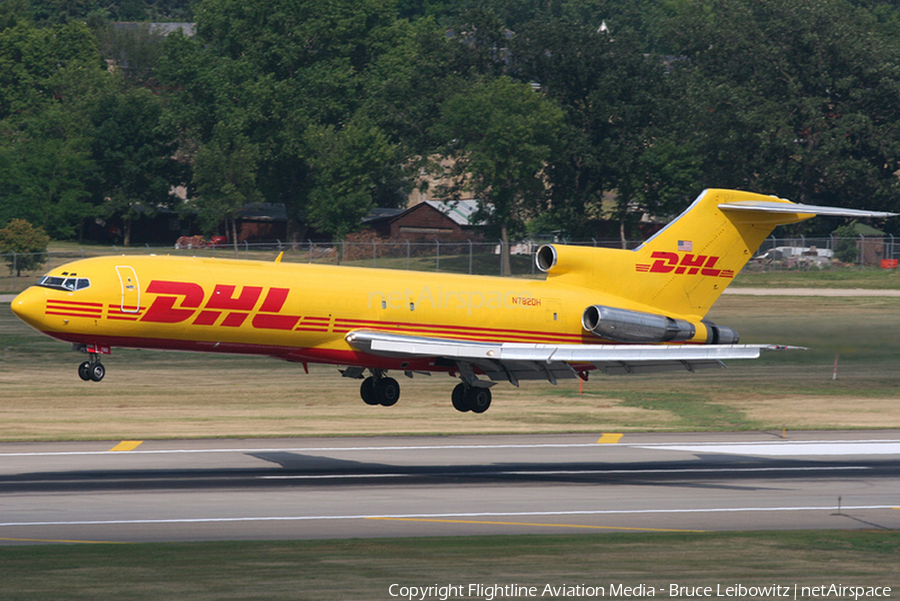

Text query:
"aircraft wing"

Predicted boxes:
[[345, 330, 789, 385]]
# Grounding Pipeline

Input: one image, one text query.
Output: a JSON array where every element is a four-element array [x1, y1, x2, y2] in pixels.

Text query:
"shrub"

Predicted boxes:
[[832, 224, 858, 264], [0, 219, 50, 276]]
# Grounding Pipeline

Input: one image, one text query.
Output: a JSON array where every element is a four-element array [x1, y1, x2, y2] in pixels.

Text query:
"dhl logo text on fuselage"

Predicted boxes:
[[140, 280, 298, 330], [635, 251, 735, 278]]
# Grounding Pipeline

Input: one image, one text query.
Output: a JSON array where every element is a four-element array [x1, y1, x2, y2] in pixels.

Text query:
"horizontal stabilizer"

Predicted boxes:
[[719, 200, 897, 219]]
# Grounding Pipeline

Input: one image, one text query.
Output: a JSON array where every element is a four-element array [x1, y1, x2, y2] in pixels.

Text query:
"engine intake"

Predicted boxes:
[[582, 305, 696, 344], [535, 245, 557, 272]]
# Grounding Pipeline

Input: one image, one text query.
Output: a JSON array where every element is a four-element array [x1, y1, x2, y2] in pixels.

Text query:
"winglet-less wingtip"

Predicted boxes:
[[762, 344, 808, 351]]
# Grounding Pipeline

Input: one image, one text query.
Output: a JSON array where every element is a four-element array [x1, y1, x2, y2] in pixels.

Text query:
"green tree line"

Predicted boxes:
[[2, 0, 899, 258]]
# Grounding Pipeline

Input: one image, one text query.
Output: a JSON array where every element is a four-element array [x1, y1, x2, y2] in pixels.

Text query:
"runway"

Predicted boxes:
[[0, 431, 898, 544]]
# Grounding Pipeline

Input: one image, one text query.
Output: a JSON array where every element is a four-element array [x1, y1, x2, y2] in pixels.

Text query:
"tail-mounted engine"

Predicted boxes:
[[582, 305, 695, 343], [535, 244, 602, 276], [581, 305, 739, 345]]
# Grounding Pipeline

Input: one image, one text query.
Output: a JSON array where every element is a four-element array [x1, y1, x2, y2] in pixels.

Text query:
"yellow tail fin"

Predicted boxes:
[[538, 189, 894, 320], [626, 188, 809, 317]]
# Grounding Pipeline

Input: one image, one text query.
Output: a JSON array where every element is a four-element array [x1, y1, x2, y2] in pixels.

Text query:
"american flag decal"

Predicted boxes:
[[677, 240, 693, 252]]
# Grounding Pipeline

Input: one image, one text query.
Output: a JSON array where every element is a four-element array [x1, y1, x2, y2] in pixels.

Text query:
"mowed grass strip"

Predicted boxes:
[[733, 266, 900, 289], [2, 296, 900, 440], [0, 531, 896, 601]]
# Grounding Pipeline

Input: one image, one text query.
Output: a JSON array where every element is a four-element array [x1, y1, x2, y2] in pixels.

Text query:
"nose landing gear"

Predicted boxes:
[[78, 357, 105, 382], [75, 344, 106, 382]]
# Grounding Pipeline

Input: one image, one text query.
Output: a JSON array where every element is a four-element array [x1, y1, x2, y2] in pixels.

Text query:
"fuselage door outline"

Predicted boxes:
[[115, 265, 141, 314]]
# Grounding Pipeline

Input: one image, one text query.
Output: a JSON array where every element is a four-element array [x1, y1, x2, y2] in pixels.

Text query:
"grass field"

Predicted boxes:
[[735, 266, 900, 289], [0, 532, 897, 600]]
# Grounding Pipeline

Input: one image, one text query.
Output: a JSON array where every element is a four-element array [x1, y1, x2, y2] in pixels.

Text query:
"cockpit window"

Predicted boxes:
[[37, 275, 91, 291]]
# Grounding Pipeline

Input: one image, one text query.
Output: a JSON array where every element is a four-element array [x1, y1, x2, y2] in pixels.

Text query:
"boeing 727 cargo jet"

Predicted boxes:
[[10, 189, 895, 413]]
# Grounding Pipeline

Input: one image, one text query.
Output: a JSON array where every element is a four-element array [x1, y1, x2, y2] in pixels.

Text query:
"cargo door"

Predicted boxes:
[[115, 265, 141, 313]]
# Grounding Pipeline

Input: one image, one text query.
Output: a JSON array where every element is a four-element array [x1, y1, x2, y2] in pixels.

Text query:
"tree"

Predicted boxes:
[[0, 21, 110, 239], [90, 86, 185, 246], [0, 0, 30, 30], [363, 17, 460, 156], [832, 223, 860, 263], [191, 124, 261, 253], [160, 0, 405, 242], [0, 219, 49, 276], [659, 0, 900, 220], [28, 0, 195, 24], [305, 116, 402, 245], [511, 16, 675, 242], [430, 76, 565, 275], [0, 108, 96, 239], [92, 22, 171, 88]]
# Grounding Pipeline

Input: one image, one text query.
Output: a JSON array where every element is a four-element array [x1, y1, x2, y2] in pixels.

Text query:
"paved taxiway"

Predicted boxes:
[[0, 431, 898, 544]]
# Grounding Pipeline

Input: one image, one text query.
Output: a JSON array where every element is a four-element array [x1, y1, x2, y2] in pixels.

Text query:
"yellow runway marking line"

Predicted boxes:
[[367, 517, 704, 533], [109, 440, 143, 452], [597, 433, 623, 444]]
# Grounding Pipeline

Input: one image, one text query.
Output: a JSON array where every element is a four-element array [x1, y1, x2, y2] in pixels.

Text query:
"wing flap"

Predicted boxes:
[[593, 359, 725, 376], [345, 330, 781, 383]]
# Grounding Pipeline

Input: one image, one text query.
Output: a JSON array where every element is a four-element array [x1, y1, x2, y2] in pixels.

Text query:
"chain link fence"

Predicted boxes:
[[752, 234, 897, 270], [2, 235, 897, 293]]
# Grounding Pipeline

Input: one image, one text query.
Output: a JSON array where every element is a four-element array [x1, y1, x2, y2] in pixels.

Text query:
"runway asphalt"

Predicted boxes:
[[0, 430, 897, 545]]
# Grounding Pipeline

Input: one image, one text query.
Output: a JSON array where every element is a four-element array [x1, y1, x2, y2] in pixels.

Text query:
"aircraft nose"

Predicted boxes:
[[10, 286, 47, 330]]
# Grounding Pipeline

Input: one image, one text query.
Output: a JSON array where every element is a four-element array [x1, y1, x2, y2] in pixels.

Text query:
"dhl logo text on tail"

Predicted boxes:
[[635, 251, 734, 278], [10, 189, 895, 414]]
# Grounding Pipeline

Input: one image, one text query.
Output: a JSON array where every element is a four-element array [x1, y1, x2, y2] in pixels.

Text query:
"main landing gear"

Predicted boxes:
[[347, 366, 493, 413], [359, 374, 400, 407], [77, 356, 105, 382], [451, 383, 492, 414]]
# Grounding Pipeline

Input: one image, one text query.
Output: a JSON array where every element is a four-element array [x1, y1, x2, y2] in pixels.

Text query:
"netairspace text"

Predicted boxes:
[[387, 583, 892, 601]]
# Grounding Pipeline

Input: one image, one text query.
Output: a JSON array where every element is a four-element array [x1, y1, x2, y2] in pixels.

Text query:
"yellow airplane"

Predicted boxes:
[[10, 189, 895, 413]]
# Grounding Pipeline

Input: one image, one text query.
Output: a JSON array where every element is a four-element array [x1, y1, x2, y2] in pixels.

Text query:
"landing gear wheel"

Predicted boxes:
[[360, 377, 379, 406], [374, 377, 400, 406], [78, 361, 92, 381], [467, 387, 492, 414], [88, 362, 106, 382], [451, 383, 470, 412]]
